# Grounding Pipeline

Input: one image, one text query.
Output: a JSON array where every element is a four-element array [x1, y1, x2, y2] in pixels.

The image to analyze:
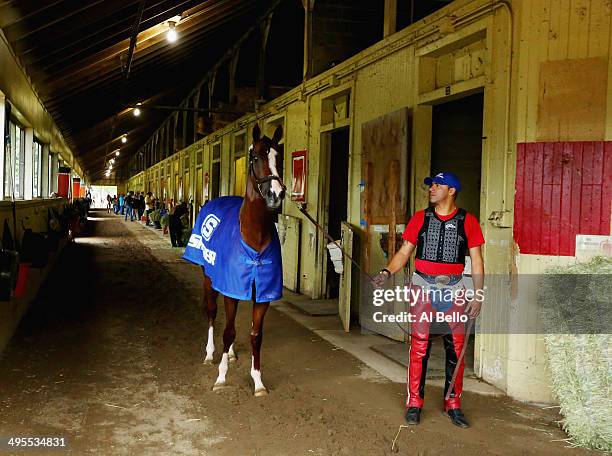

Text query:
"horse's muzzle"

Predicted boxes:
[[265, 190, 285, 211]]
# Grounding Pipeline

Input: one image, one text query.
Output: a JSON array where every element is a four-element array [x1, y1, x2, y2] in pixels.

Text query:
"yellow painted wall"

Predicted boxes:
[[0, 34, 84, 179], [122, 0, 612, 403]]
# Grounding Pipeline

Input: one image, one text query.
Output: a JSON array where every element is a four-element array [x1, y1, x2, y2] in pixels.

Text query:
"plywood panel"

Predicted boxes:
[[537, 57, 608, 141], [361, 108, 411, 224]]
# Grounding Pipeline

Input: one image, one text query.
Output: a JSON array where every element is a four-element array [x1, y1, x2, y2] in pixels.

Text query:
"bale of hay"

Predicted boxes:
[[538, 256, 612, 451]]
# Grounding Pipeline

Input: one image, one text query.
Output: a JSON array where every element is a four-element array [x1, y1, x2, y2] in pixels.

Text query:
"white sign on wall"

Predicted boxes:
[[575, 235, 612, 261]]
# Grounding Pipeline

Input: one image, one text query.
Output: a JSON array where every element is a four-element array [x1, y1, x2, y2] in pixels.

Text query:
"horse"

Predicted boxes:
[[183, 123, 285, 396]]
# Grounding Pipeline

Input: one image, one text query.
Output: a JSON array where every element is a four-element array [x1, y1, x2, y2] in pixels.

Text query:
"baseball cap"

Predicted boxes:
[[424, 172, 462, 193]]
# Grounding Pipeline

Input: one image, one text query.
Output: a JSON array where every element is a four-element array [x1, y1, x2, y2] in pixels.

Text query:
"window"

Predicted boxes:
[[4, 121, 25, 199], [33, 140, 42, 197], [48, 153, 54, 197]]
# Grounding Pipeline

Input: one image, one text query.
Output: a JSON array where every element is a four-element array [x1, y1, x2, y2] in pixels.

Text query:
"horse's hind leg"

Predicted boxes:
[[202, 273, 218, 364], [251, 301, 270, 397], [213, 296, 239, 391]]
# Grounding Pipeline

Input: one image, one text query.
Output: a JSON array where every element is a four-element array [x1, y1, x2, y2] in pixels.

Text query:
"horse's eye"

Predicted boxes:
[[253, 156, 259, 162]]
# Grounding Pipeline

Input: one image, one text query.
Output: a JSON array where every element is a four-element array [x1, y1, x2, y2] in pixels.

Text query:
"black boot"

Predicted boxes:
[[404, 407, 421, 425], [447, 408, 469, 428]]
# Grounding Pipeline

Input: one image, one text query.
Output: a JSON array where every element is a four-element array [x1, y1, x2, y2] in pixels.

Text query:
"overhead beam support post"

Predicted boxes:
[[302, 0, 314, 80], [256, 13, 274, 101], [383, 0, 397, 38]]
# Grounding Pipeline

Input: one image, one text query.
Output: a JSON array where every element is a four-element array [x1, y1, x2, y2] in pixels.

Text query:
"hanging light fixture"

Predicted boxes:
[[121, 135, 128, 144], [166, 20, 178, 43], [115, 150, 120, 156], [133, 102, 142, 117]]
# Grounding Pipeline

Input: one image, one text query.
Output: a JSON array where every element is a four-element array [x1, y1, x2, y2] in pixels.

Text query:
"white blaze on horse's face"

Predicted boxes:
[[267, 147, 284, 198]]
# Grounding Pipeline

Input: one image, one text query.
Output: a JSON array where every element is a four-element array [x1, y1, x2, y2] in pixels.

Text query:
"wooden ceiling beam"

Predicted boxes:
[[20, 0, 198, 64], [33, 0, 240, 85]]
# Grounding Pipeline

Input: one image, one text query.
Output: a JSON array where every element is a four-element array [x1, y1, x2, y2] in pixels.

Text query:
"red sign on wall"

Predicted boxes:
[[291, 150, 307, 202], [514, 141, 612, 256]]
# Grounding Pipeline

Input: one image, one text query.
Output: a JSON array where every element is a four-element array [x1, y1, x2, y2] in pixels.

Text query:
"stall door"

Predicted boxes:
[[360, 108, 411, 341]]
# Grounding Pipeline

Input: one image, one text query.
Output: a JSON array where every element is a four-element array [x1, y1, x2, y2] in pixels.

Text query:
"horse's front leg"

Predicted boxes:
[[202, 274, 218, 364], [213, 296, 238, 390], [251, 301, 270, 397]]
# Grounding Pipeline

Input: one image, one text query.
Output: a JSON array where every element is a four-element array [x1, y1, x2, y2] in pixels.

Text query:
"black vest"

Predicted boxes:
[[415, 208, 468, 265]]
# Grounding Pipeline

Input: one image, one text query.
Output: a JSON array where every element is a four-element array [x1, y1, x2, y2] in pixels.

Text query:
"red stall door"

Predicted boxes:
[[514, 141, 612, 256]]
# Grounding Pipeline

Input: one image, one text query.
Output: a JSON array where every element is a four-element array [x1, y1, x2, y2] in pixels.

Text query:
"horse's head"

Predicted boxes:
[[249, 124, 285, 210]]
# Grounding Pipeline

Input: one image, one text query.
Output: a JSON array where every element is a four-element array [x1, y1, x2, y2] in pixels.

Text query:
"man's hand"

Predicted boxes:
[[465, 299, 483, 319], [372, 270, 390, 289]]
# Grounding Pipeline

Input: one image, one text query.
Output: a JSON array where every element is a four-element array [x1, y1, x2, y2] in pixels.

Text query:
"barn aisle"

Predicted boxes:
[[0, 211, 587, 455]]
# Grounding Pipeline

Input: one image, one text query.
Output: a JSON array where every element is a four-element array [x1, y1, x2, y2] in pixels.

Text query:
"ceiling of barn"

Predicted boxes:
[[0, 0, 301, 180]]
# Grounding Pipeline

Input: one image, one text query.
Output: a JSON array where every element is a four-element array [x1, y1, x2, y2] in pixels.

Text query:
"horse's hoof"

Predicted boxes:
[[213, 382, 228, 391], [203, 358, 214, 365], [254, 387, 268, 397], [228, 354, 237, 363]]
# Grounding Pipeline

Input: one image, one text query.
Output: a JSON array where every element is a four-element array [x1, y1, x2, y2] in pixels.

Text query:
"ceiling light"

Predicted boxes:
[[167, 21, 178, 43], [110, 158, 115, 164], [115, 150, 120, 156], [133, 107, 141, 117], [121, 135, 127, 144]]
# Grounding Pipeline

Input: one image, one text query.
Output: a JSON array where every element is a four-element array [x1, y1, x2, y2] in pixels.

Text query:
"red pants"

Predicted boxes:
[[406, 285, 466, 411]]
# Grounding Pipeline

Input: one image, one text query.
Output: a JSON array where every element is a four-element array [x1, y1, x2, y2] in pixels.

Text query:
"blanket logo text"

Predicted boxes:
[[201, 214, 221, 241], [187, 234, 217, 265]]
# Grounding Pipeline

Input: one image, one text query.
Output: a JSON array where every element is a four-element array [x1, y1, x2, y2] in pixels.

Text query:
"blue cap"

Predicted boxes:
[[424, 172, 461, 193]]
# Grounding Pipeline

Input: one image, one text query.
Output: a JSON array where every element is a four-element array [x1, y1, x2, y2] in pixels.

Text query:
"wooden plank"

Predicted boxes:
[[548, 0, 571, 60], [541, 142, 555, 253], [568, 0, 590, 59], [569, 142, 583, 254], [532, 143, 545, 254], [513, 143, 525, 248], [603, 142, 612, 234], [586, 0, 611, 57], [522, 143, 537, 253], [590, 141, 604, 234], [550, 142, 564, 255], [580, 141, 594, 234], [559, 142, 574, 255]]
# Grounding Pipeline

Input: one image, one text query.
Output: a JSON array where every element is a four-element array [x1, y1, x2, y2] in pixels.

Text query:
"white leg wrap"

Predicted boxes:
[[251, 356, 267, 396], [204, 326, 215, 362], [213, 353, 229, 389]]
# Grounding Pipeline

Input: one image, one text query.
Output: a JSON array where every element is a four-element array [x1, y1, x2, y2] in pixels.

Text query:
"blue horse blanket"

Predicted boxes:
[[183, 196, 283, 302]]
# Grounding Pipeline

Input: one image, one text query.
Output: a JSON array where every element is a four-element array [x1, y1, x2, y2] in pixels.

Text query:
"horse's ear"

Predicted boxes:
[[252, 124, 261, 143], [272, 125, 283, 145]]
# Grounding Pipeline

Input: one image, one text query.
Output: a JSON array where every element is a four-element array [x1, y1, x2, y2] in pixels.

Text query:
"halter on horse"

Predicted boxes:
[[194, 123, 285, 396]]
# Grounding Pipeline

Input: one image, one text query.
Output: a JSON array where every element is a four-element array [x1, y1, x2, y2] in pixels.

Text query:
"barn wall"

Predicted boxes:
[[0, 32, 84, 179], [506, 0, 612, 402], [0, 199, 68, 353], [124, 0, 612, 403]]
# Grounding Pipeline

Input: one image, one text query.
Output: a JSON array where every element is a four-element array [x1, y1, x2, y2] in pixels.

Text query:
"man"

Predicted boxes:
[[169, 201, 189, 247], [124, 191, 135, 222], [373, 172, 484, 428]]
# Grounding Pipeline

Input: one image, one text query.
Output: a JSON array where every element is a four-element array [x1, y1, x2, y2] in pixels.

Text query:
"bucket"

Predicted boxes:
[[326, 241, 343, 274]]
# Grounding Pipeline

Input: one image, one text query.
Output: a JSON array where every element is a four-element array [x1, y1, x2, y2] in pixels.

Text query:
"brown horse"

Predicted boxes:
[[201, 124, 285, 396]]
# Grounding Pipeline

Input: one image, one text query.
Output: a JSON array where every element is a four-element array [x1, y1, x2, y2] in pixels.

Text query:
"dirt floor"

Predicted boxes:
[[0, 210, 595, 455]]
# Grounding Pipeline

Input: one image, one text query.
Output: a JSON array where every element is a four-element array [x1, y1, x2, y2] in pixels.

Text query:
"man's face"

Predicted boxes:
[[428, 182, 453, 204]]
